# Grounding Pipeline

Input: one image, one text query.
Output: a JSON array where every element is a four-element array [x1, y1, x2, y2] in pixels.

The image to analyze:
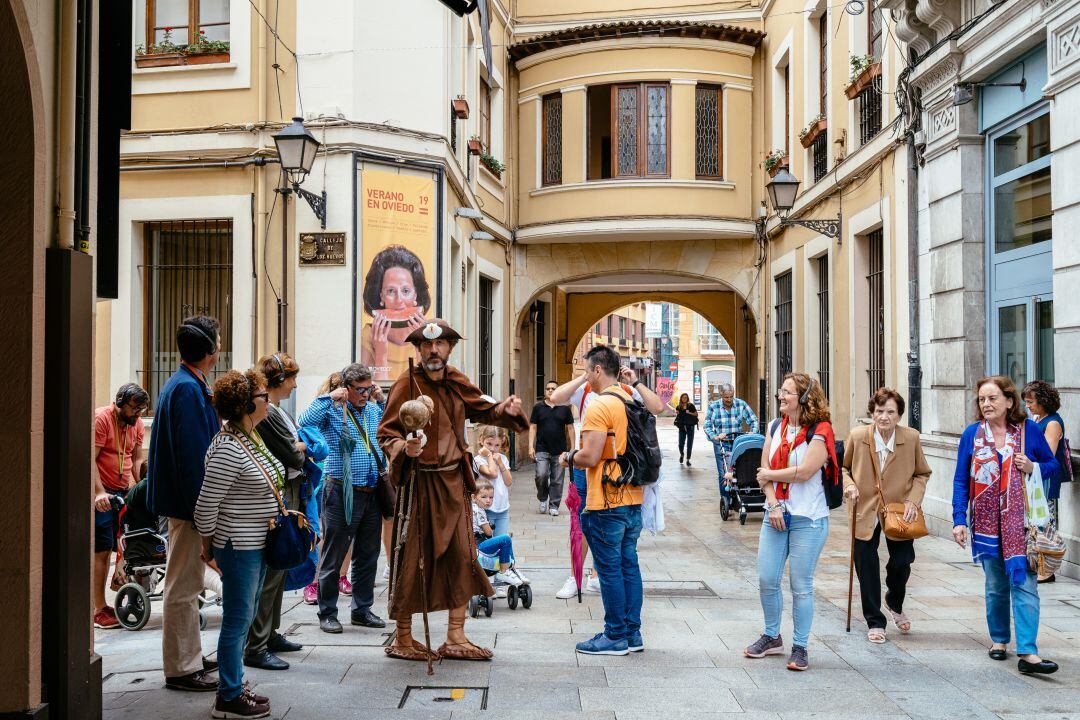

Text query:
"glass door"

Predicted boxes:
[[994, 296, 1054, 388]]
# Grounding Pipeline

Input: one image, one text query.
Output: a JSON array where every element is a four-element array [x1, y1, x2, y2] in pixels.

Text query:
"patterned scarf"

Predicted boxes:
[[969, 421, 1027, 585], [769, 417, 839, 501]]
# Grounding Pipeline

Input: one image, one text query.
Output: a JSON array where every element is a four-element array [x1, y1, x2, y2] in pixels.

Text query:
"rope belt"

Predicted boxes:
[[418, 463, 459, 472]]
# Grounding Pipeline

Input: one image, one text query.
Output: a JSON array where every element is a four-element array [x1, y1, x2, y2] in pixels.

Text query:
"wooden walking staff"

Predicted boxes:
[[399, 357, 435, 674], [846, 500, 856, 633]]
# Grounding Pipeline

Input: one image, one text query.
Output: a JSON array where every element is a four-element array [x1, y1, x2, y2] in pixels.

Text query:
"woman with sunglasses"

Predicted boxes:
[[195, 369, 282, 719]]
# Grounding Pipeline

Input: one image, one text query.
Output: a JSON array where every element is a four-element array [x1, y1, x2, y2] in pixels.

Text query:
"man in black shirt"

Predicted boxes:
[[529, 381, 575, 516]]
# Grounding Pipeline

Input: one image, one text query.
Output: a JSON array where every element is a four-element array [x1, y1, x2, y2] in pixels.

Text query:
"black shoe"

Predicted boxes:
[[165, 669, 218, 692], [202, 657, 218, 672], [243, 650, 289, 671], [351, 609, 386, 628], [679, 454, 683, 464], [268, 632, 303, 653], [1018, 657, 1058, 675], [686, 460, 691, 467], [1038, 574, 1056, 584], [320, 616, 343, 634], [989, 648, 1007, 661], [212, 691, 270, 718]]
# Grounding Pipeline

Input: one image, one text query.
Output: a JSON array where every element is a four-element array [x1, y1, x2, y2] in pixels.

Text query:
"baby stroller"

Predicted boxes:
[[113, 505, 221, 631], [721, 433, 767, 525], [468, 546, 533, 618]]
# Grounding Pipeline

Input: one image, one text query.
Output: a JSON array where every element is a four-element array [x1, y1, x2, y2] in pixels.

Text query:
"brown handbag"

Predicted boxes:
[[873, 443, 928, 541]]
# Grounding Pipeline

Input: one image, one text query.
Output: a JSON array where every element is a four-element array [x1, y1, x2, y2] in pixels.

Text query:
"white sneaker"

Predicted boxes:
[[585, 575, 602, 594], [382, 566, 390, 580], [495, 585, 508, 598], [506, 567, 529, 585], [539, 501, 548, 514], [549, 507, 560, 517], [555, 575, 580, 599], [494, 570, 524, 587]]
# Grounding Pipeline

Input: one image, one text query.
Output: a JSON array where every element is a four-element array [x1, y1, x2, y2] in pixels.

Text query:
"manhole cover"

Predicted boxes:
[[642, 580, 717, 598], [398, 686, 488, 710]]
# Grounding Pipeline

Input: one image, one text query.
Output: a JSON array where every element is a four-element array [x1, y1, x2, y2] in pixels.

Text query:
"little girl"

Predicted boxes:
[[473, 425, 513, 537], [472, 481, 527, 589]]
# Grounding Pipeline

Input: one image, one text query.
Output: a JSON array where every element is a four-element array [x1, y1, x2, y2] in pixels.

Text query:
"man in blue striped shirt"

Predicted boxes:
[[704, 383, 759, 483], [298, 363, 386, 634]]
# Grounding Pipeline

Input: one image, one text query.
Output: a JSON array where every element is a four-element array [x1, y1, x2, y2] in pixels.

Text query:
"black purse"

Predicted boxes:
[[229, 430, 316, 571]]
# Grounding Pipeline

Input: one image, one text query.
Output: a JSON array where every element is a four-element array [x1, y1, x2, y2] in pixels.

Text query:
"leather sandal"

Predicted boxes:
[[886, 605, 911, 634], [384, 639, 438, 661], [867, 628, 886, 644], [436, 641, 494, 661]]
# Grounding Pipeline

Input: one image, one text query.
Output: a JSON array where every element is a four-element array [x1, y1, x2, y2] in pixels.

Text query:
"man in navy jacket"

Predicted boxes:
[[148, 316, 222, 691]]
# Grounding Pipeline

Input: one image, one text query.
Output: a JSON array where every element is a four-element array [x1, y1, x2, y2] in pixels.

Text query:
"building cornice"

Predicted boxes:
[[516, 216, 755, 244], [515, 36, 757, 70]]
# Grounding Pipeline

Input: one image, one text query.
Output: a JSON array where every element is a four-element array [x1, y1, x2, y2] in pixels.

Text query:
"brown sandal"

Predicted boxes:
[[384, 639, 439, 661], [436, 641, 494, 661]]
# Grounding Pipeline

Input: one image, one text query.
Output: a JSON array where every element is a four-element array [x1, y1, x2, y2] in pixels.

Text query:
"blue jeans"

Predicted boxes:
[[479, 534, 514, 565], [214, 541, 267, 702], [581, 504, 643, 641], [981, 555, 1041, 655], [712, 443, 732, 500], [486, 508, 510, 537], [758, 515, 829, 647]]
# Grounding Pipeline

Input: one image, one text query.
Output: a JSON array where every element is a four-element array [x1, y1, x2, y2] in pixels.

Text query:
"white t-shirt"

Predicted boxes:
[[769, 422, 829, 521], [473, 453, 510, 513], [569, 382, 644, 445]]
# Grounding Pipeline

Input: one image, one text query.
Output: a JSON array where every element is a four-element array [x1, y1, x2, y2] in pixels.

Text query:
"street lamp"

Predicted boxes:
[[764, 165, 841, 239], [272, 117, 327, 229]]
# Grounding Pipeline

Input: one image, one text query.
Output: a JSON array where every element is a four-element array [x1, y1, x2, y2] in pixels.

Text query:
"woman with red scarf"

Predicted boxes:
[[743, 373, 839, 672], [952, 376, 1059, 675]]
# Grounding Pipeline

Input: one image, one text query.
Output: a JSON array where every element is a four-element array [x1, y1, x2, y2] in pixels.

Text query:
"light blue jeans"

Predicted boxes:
[[486, 508, 510, 537], [758, 514, 829, 647], [214, 541, 267, 702], [981, 555, 1041, 655]]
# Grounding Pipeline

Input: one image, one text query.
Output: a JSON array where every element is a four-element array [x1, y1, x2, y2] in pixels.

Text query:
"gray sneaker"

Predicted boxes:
[[744, 633, 784, 658], [787, 645, 808, 671]]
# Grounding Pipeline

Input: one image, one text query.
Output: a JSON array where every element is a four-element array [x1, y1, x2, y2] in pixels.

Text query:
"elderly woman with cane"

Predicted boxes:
[[842, 389, 931, 644], [952, 375, 1060, 675]]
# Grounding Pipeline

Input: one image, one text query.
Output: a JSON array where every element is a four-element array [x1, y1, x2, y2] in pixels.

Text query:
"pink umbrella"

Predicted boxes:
[[564, 482, 584, 602]]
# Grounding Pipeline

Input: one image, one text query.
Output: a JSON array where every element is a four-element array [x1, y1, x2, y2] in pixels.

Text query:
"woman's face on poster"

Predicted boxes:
[[380, 266, 418, 311]]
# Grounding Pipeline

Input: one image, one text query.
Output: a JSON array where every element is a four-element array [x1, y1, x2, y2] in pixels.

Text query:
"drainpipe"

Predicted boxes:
[[906, 134, 923, 432], [56, 0, 78, 250]]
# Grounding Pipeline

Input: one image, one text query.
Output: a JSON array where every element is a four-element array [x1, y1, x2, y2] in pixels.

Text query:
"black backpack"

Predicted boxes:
[[601, 390, 662, 487], [767, 419, 844, 510]]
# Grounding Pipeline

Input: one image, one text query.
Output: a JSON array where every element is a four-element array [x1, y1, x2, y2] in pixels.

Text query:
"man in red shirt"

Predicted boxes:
[[92, 383, 148, 629]]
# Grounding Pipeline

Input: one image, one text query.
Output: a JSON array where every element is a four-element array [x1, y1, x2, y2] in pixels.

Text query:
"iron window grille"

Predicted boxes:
[[867, 230, 885, 393], [542, 93, 562, 186], [812, 132, 829, 182], [816, 255, 831, 399], [857, 81, 882, 146], [695, 85, 723, 179], [533, 301, 546, 400], [142, 219, 233, 411], [774, 272, 793, 380], [478, 276, 494, 395]]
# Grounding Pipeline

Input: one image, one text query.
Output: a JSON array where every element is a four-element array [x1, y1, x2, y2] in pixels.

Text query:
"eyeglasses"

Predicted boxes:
[[350, 384, 376, 395], [776, 389, 798, 398]]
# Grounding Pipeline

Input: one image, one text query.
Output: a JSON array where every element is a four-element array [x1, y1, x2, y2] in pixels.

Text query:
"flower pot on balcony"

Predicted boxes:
[[452, 97, 470, 119], [845, 62, 882, 100], [766, 155, 789, 178], [135, 52, 185, 68], [467, 139, 482, 155], [183, 51, 231, 65], [799, 118, 827, 149]]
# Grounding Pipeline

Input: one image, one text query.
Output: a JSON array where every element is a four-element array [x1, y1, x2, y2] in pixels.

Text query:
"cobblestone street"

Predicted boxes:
[[98, 425, 1080, 720]]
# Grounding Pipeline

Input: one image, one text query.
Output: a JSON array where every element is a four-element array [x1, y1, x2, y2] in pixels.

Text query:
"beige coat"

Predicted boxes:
[[841, 424, 931, 541]]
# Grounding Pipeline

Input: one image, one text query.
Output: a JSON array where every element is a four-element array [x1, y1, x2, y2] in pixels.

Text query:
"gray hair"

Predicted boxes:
[[341, 363, 372, 386], [718, 383, 735, 395]]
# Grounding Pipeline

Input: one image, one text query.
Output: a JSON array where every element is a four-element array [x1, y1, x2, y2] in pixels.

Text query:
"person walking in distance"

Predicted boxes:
[[298, 364, 387, 635], [674, 393, 698, 466], [91, 383, 148, 629], [560, 345, 648, 656], [549, 364, 664, 600], [148, 316, 223, 691], [243, 353, 307, 670], [704, 383, 759, 488], [529, 380, 574, 516]]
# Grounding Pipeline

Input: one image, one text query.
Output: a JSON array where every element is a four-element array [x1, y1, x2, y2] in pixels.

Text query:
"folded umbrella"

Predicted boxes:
[[564, 481, 584, 603]]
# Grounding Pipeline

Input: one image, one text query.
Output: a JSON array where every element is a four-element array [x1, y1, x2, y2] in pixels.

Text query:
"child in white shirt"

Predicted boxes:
[[473, 425, 513, 537]]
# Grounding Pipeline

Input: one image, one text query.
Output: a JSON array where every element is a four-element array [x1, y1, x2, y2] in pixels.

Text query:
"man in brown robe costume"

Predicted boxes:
[[377, 319, 528, 661]]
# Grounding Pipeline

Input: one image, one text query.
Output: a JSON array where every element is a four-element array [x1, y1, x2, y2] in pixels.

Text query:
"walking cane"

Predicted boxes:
[[406, 357, 435, 676], [846, 500, 856, 633]]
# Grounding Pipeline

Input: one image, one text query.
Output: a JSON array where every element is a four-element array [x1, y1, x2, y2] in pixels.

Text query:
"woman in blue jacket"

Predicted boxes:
[[952, 375, 1060, 676]]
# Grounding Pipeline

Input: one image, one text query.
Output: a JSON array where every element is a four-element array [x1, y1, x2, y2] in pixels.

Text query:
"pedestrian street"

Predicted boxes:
[[98, 422, 1080, 720]]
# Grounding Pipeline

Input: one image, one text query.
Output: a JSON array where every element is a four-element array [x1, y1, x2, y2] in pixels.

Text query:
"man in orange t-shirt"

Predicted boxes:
[[560, 345, 644, 657], [92, 383, 148, 629]]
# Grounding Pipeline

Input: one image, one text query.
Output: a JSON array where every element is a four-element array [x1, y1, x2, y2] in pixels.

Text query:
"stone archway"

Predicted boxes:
[[0, 0, 49, 717]]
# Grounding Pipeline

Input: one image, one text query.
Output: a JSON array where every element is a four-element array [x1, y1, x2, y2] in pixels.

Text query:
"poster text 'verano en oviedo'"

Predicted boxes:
[[366, 188, 415, 213]]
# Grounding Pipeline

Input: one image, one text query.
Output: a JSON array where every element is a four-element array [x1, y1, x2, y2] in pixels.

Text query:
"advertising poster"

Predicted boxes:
[[359, 169, 436, 382], [645, 303, 663, 338]]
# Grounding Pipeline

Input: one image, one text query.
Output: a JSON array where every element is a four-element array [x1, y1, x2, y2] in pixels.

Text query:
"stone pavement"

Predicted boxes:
[[98, 423, 1080, 719]]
